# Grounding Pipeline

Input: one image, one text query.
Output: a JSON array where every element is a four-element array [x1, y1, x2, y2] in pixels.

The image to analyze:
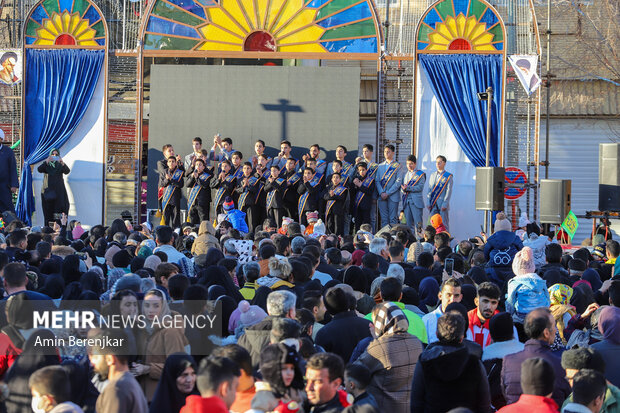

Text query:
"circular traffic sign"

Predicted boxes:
[[505, 167, 527, 200]]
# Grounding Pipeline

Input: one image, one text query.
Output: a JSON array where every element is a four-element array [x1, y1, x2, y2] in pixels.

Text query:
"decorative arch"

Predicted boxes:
[[139, 0, 382, 58], [416, 0, 505, 53], [24, 0, 107, 47]]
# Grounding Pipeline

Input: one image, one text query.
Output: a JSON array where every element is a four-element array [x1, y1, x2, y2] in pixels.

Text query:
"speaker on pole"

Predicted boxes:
[[540, 179, 571, 224], [475, 167, 505, 211], [599, 143, 620, 212]]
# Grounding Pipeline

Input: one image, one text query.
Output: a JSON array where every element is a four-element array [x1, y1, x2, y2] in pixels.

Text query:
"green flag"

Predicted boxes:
[[561, 210, 579, 240]]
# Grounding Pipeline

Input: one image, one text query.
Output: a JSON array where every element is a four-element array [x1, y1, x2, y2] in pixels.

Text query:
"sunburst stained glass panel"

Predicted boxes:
[[143, 0, 380, 54], [25, 0, 105, 47], [417, 0, 503, 52]]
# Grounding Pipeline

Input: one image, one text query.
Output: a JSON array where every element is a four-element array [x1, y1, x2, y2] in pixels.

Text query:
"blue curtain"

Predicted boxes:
[[419, 54, 502, 167], [16, 49, 104, 225]]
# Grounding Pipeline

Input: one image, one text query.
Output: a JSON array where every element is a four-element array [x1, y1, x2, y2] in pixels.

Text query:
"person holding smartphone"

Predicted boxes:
[[37, 148, 70, 225]]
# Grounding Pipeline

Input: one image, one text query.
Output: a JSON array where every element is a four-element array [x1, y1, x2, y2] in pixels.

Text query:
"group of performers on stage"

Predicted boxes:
[[156, 135, 454, 235]]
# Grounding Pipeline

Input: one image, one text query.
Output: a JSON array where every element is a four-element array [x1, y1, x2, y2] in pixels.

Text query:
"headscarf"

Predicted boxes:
[[39, 275, 65, 299], [581, 269, 602, 292], [371, 302, 409, 337], [61, 359, 99, 412], [80, 271, 103, 296], [571, 283, 594, 315], [467, 266, 488, 285], [144, 254, 162, 271], [598, 306, 620, 345], [215, 295, 237, 336], [197, 265, 243, 303], [149, 353, 198, 413], [61, 255, 83, 284], [419, 277, 439, 312], [548, 283, 576, 343], [48, 148, 59, 168], [4, 330, 60, 413], [1, 293, 34, 349]]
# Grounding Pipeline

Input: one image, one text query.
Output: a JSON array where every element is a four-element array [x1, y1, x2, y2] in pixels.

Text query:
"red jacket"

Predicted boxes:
[[467, 308, 499, 348], [180, 395, 229, 413], [497, 394, 559, 413]]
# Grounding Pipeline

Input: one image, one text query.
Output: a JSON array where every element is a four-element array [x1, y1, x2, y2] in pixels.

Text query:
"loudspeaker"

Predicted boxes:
[[599, 143, 620, 211], [540, 179, 571, 224], [475, 167, 505, 211]]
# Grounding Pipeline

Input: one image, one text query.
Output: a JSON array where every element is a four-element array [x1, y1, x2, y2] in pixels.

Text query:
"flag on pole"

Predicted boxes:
[[561, 210, 579, 240], [509, 55, 542, 96]]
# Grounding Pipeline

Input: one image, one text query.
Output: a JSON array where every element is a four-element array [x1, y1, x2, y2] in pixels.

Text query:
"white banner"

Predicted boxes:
[[509, 55, 541, 96]]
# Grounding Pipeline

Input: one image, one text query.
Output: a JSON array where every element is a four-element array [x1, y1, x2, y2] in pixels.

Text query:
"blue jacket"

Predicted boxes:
[[225, 209, 248, 233], [506, 273, 551, 323], [375, 161, 402, 202], [401, 170, 426, 209]]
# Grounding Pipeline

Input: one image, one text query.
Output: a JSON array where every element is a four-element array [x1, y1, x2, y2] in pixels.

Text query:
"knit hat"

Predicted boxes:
[[104, 245, 121, 265], [113, 274, 141, 295], [311, 219, 325, 237], [238, 300, 267, 327], [112, 250, 132, 269], [518, 212, 530, 228], [291, 236, 306, 254], [593, 243, 606, 260], [520, 357, 555, 396], [494, 212, 512, 233], [223, 196, 235, 212], [489, 312, 515, 342], [430, 214, 442, 229], [512, 247, 536, 276], [561, 348, 606, 373], [281, 217, 293, 227], [137, 245, 153, 259], [568, 258, 587, 274], [306, 211, 319, 223], [144, 254, 162, 271]]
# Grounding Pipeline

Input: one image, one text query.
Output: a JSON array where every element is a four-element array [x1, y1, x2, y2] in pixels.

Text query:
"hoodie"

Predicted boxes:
[[410, 343, 490, 413], [505, 272, 551, 324], [484, 230, 523, 268]]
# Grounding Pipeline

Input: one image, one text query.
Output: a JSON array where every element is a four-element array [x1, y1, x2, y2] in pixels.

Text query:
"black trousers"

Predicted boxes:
[[284, 202, 298, 222], [326, 213, 344, 235], [354, 206, 371, 233], [268, 207, 285, 228], [188, 203, 210, 226], [243, 205, 259, 233], [42, 200, 67, 226], [164, 203, 181, 228]]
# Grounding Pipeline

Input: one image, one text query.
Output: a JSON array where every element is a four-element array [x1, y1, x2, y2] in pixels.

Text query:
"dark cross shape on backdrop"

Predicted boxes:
[[261, 99, 303, 141]]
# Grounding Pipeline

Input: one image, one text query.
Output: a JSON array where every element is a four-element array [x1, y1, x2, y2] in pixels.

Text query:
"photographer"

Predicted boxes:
[[37, 148, 70, 226]]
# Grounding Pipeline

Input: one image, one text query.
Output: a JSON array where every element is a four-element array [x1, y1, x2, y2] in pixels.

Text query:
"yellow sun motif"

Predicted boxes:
[[427, 14, 495, 51], [34, 10, 98, 46], [197, 0, 326, 52]]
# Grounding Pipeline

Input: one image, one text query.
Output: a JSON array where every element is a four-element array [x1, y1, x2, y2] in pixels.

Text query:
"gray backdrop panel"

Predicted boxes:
[[147, 65, 361, 209]]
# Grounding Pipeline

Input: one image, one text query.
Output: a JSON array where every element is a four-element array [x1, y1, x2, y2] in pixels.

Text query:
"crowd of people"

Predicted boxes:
[[0, 201, 616, 413], [0, 136, 618, 413], [156, 136, 453, 236]]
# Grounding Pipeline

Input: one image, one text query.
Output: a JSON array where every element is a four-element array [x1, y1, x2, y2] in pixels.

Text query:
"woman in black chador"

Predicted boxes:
[[37, 148, 70, 225]]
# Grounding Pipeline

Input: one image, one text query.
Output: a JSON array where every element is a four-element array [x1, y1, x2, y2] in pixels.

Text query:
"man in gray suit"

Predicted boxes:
[[376, 144, 402, 228], [401, 154, 426, 230], [427, 155, 453, 230]]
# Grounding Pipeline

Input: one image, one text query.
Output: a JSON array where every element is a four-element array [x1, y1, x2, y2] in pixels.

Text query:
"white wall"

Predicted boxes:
[[32, 65, 106, 227], [544, 118, 619, 243]]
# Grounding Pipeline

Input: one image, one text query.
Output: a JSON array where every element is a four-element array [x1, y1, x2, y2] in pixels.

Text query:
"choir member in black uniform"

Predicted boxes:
[[264, 164, 288, 229], [323, 172, 348, 235], [185, 158, 212, 225], [350, 162, 376, 232], [235, 162, 261, 232], [297, 164, 323, 227], [282, 157, 301, 221], [157, 144, 183, 214], [211, 159, 236, 215], [159, 156, 184, 228], [253, 154, 271, 227]]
